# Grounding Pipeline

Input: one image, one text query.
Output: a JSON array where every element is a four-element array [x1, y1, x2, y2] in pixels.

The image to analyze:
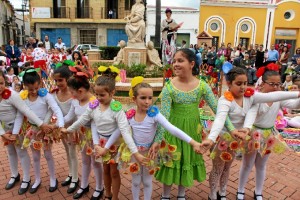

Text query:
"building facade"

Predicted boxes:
[[199, 0, 300, 53], [29, 0, 141, 48], [146, 5, 199, 47], [0, 0, 17, 48]]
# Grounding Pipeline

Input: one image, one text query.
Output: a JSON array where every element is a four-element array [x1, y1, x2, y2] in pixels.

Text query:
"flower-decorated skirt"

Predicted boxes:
[[210, 132, 242, 162], [155, 103, 206, 187], [96, 134, 121, 164], [244, 126, 289, 156]]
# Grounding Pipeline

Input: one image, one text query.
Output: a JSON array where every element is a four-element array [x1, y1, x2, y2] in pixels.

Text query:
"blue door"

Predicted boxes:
[[41, 28, 71, 48], [107, 29, 128, 46]]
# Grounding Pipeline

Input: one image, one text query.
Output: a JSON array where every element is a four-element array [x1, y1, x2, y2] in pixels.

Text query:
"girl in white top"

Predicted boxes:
[[17, 68, 64, 193], [200, 67, 300, 200], [122, 78, 202, 200], [63, 68, 118, 200], [52, 65, 79, 193], [0, 70, 51, 195], [64, 67, 148, 200], [237, 66, 300, 200]]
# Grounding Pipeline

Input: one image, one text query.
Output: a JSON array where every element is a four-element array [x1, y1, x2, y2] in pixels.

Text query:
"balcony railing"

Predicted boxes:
[[100, 7, 130, 19], [75, 7, 93, 18], [51, 7, 70, 18]]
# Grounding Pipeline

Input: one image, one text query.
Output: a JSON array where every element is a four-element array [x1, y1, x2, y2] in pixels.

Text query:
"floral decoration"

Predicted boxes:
[[253, 131, 261, 140], [244, 88, 255, 97], [129, 163, 140, 173], [248, 140, 253, 151], [267, 137, 275, 148], [37, 88, 48, 97], [273, 142, 286, 154], [126, 109, 136, 119], [254, 141, 260, 150], [89, 99, 100, 109], [222, 132, 233, 142], [109, 144, 117, 153], [2, 88, 11, 99], [110, 101, 122, 112], [86, 146, 93, 155], [224, 91, 234, 102], [160, 140, 166, 149], [229, 141, 239, 150], [218, 141, 228, 151], [20, 90, 29, 100], [220, 152, 232, 162], [210, 151, 216, 159], [99, 138, 107, 148], [147, 106, 159, 117], [32, 141, 43, 150], [262, 130, 271, 139]]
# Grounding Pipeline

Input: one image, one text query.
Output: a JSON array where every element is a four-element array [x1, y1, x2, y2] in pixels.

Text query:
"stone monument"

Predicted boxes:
[[113, 40, 126, 65], [124, 0, 147, 67], [146, 41, 162, 70]]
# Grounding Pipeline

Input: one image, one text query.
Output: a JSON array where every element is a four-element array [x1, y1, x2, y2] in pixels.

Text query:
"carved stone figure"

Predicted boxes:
[[113, 40, 126, 65], [146, 41, 162, 70], [124, 0, 146, 46]]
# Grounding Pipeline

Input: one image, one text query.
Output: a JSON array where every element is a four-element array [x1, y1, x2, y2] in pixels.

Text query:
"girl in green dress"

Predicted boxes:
[[154, 49, 236, 200]]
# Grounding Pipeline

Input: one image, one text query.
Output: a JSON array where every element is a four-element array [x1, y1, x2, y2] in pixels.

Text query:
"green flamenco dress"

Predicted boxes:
[[154, 80, 234, 187]]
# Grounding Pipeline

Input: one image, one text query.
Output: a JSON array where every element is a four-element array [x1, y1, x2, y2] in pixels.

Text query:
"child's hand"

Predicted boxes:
[[39, 123, 53, 134], [9, 134, 17, 141], [148, 142, 160, 160], [230, 129, 249, 140], [199, 139, 214, 154], [94, 146, 108, 157], [60, 128, 69, 134], [133, 152, 150, 166]]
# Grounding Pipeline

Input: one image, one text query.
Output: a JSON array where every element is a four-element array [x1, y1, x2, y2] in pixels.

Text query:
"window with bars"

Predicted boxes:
[[125, 0, 135, 10], [239, 37, 249, 49], [80, 30, 97, 44]]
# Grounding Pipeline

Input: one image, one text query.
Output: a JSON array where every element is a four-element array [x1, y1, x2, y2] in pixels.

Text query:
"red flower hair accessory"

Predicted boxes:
[[256, 63, 280, 78], [69, 65, 94, 78]]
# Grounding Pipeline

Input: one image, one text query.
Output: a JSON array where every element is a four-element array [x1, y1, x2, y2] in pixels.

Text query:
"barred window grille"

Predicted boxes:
[[80, 30, 97, 44]]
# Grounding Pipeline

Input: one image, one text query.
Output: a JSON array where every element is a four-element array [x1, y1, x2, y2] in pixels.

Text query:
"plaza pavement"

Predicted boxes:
[[0, 142, 299, 200]]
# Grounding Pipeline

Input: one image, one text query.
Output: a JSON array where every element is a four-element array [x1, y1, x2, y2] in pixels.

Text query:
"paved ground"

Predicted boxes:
[[0, 142, 299, 200]]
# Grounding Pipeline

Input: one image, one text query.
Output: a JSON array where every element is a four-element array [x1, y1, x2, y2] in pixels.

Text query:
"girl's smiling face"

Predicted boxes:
[[172, 52, 194, 77], [94, 85, 114, 105], [53, 73, 68, 90]]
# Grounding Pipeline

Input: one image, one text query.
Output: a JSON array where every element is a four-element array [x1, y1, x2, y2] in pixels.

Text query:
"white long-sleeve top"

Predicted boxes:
[[18, 93, 64, 130], [0, 90, 43, 135], [52, 93, 73, 116], [208, 91, 299, 142], [67, 100, 138, 154], [254, 99, 300, 128], [129, 111, 192, 146]]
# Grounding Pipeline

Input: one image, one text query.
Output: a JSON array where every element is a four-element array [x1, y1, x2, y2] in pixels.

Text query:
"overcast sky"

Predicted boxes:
[[9, 0, 200, 9]]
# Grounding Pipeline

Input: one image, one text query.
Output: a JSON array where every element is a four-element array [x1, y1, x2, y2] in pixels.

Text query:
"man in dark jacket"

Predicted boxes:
[[5, 39, 21, 75]]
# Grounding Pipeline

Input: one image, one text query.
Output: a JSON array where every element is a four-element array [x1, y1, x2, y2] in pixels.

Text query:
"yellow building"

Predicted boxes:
[[199, 0, 300, 53], [29, 0, 137, 47]]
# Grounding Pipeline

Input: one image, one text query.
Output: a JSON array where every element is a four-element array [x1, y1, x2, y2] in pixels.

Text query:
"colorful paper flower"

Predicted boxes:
[[168, 144, 177, 152], [253, 131, 261, 140], [110, 101, 122, 112], [20, 90, 28, 100], [264, 149, 271, 155], [220, 152, 232, 162], [160, 140, 166, 149], [120, 149, 131, 162], [32, 141, 43, 150], [89, 96, 96, 101], [89, 99, 99, 109], [244, 88, 255, 97], [224, 91, 234, 102], [126, 109, 136, 119], [210, 151, 216, 159], [37, 88, 48, 97], [129, 163, 140, 173], [262, 130, 271, 138], [109, 145, 117, 153], [86, 146, 93, 155], [148, 169, 155, 175], [229, 141, 239, 150], [222, 132, 233, 142], [254, 141, 260, 150], [147, 106, 159, 117], [273, 143, 286, 154], [267, 137, 275, 148], [248, 140, 253, 151], [99, 138, 107, 148], [2, 88, 11, 99], [108, 159, 116, 164], [102, 153, 111, 162], [218, 141, 228, 151]]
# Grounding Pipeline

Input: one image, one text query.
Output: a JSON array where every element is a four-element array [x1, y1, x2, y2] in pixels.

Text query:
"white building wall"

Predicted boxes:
[[146, 6, 200, 46]]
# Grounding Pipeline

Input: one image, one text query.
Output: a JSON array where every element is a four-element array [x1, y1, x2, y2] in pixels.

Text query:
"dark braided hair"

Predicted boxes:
[[262, 70, 280, 82], [226, 67, 247, 82], [23, 68, 40, 85], [95, 68, 118, 93]]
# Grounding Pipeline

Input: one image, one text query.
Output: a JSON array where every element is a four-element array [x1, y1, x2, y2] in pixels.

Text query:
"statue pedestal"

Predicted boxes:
[[124, 47, 147, 67]]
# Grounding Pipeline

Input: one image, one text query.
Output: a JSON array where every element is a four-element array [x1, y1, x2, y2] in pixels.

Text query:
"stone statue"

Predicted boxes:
[[113, 40, 126, 65], [124, 0, 146, 46], [147, 41, 162, 69]]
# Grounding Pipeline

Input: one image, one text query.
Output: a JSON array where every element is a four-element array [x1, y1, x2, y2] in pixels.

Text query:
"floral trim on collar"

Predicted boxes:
[[37, 88, 48, 97], [224, 91, 234, 102], [244, 88, 255, 97], [2, 88, 11, 100], [147, 106, 159, 117], [126, 109, 136, 119], [110, 101, 122, 112], [20, 90, 29, 100], [89, 99, 99, 109]]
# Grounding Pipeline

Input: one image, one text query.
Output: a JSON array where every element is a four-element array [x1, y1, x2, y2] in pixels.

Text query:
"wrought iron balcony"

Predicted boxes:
[[75, 7, 93, 18], [51, 6, 70, 18]]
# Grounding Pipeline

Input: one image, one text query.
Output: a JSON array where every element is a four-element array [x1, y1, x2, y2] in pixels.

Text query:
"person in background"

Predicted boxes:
[[189, 44, 195, 54], [25, 37, 37, 49], [266, 44, 279, 64], [55, 37, 66, 50], [291, 48, 300, 65], [66, 49, 73, 60], [181, 40, 187, 48], [43, 35, 54, 51], [5, 39, 20, 75], [282, 75, 293, 91], [240, 53, 256, 85], [279, 46, 290, 82], [255, 44, 265, 69], [108, 9, 113, 19], [207, 46, 217, 68]]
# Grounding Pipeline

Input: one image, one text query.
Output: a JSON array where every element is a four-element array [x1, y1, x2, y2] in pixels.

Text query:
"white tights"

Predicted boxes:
[[6, 144, 31, 188], [132, 166, 153, 200], [238, 151, 270, 200], [79, 150, 103, 193], [162, 184, 186, 198], [31, 147, 56, 188], [209, 156, 234, 200], [62, 139, 78, 183]]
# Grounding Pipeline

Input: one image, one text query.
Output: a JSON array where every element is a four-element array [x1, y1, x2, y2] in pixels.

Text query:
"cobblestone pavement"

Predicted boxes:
[[0, 142, 299, 200]]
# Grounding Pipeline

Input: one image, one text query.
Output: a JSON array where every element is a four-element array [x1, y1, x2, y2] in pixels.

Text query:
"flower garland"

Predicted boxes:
[[2, 88, 12, 99], [20, 88, 48, 100]]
